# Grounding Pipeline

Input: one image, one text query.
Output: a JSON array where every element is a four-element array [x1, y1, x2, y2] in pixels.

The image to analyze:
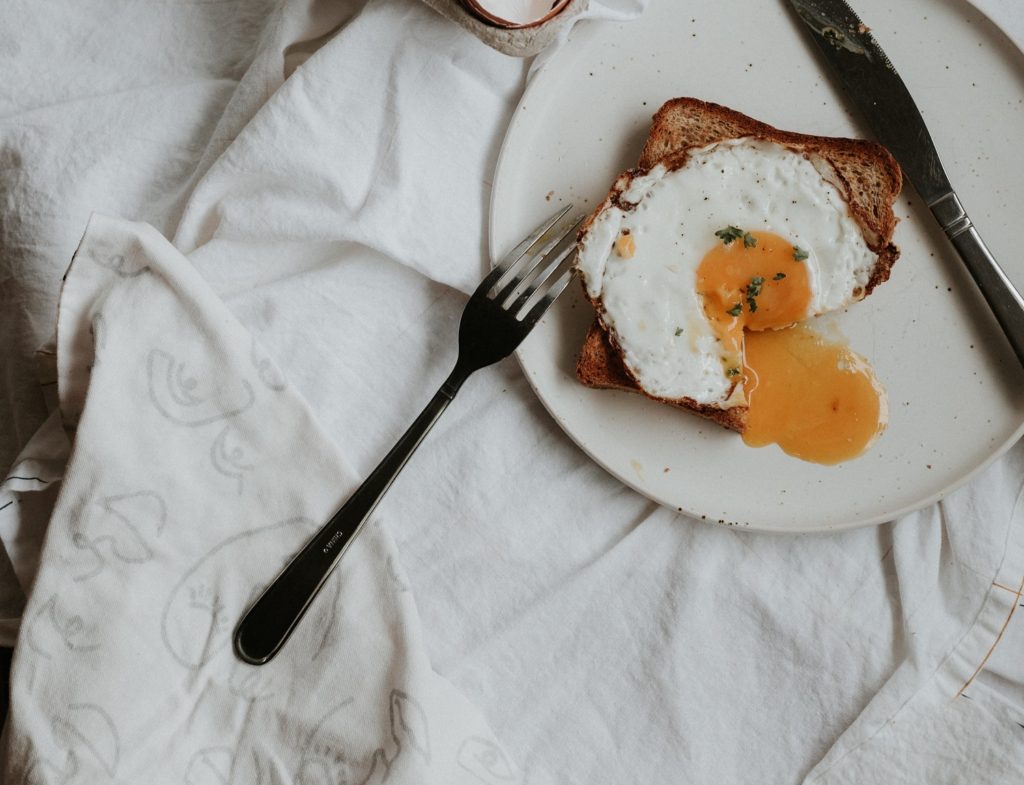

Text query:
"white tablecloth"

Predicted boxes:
[[1, 1, 1022, 782]]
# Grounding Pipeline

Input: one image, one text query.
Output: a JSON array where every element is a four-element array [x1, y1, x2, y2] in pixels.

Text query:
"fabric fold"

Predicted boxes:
[[803, 456, 1024, 783]]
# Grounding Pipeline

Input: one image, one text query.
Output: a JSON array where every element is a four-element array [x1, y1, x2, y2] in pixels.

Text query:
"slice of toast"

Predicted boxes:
[[574, 97, 902, 432]]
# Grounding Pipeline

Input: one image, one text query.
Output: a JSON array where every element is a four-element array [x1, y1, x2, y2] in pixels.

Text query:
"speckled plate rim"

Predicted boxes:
[[970, 0, 1024, 51]]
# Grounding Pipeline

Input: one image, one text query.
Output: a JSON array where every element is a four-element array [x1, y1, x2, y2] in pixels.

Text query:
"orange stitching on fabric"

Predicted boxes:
[[955, 575, 1024, 699], [992, 581, 1023, 596]]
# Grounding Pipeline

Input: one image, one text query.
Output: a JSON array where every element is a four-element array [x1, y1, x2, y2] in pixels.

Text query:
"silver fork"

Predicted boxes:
[[233, 205, 585, 665]]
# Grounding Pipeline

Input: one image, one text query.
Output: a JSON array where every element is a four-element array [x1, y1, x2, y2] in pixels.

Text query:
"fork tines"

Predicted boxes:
[[483, 206, 586, 323]]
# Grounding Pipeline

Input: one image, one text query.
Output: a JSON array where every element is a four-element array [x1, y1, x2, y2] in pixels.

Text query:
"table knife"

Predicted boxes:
[[787, 0, 1024, 367]]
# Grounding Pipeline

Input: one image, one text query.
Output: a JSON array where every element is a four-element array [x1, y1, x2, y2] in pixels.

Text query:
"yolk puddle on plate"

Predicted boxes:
[[696, 230, 887, 464], [742, 325, 887, 464]]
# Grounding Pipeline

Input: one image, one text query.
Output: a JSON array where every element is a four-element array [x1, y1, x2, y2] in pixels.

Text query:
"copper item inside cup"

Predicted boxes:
[[461, 0, 573, 29]]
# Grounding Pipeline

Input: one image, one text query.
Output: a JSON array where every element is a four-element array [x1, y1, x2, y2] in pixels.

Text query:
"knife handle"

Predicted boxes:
[[930, 192, 1024, 367]]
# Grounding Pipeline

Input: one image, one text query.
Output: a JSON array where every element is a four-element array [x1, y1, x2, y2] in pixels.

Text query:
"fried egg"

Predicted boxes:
[[576, 137, 888, 464]]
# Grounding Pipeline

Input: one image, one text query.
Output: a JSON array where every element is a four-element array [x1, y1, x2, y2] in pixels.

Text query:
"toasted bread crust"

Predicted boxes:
[[639, 98, 902, 249], [576, 319, 748, 432], [574, 97, 903, 431]]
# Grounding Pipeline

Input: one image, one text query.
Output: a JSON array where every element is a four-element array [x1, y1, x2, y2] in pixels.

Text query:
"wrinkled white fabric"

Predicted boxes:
[[1, 0, 1023, 783]]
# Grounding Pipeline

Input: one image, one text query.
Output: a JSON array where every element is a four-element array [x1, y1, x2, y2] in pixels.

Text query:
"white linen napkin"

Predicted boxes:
[[1, 213, 532, 784]]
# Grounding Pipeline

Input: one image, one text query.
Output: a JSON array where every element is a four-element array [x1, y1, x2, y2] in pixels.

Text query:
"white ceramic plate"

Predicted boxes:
[[490, 0, 1024, 532]]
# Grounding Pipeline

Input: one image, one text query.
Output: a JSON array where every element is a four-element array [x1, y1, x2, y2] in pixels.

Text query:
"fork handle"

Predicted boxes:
[[233, 365, 470, 665]]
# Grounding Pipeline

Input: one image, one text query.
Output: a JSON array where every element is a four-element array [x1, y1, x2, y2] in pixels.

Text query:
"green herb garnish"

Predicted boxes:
[[793, 246, 809, 262], [773, 272, 786, 281], [742, 231, 757, 248], [726, 367, 741, 377], [674, 327, 683, 336], [745, 277, 764, 314], [726, 303, 743, 317], [714, 226, 745, 245]]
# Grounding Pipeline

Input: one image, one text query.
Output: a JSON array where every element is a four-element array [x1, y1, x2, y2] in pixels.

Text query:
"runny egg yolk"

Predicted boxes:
[[696, 231, 811, 361], [742, 326, 886, 464], [696, 230, 886, 464]]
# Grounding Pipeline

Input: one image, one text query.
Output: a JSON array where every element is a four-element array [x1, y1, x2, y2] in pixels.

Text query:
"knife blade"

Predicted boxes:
[[787, 0, 1024, 367]]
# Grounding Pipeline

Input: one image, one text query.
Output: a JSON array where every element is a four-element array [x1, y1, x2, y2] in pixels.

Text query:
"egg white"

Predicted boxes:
[[576, 138, 877, 406]]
